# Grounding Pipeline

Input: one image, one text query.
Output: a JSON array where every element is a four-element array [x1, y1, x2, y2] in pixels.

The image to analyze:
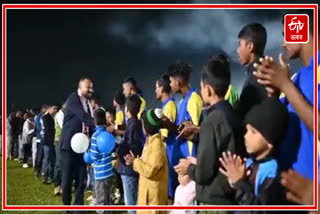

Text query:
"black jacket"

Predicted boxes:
[[236, 61, 268, 121], [188, 100, 241, 205], [42, 113, 55, 145], [117, 117, 143, 176], [234, 157, 288, 214], [60, 92, 94, 151]]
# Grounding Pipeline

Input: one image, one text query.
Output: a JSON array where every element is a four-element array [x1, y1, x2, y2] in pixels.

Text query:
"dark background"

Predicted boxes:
[[3, 0, 318, 113]]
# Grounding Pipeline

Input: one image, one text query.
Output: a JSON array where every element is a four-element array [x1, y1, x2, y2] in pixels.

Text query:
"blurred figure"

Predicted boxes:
[[22, 112, 35, 168], [34, 105, 48, 177], [42, 104, 59, 184], [53, 104, 65, 195], [6, 114, 13, 159]]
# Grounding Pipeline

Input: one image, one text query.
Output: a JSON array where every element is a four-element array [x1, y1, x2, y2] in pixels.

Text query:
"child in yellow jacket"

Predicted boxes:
[[125, 108, 168, 214]]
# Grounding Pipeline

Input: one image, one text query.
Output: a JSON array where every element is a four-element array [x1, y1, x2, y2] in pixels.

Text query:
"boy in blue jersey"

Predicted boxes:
[[254, 9, 319, 205], [167, 61, 203, 158], [175, 55, 241, 210], [220, 98, 289, 211], [87, 109, 114, 213], [155, 73, 180, 202]]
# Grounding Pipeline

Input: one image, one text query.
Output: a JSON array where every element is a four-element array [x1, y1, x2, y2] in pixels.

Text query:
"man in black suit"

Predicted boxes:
[[60, 77, 94, 210]]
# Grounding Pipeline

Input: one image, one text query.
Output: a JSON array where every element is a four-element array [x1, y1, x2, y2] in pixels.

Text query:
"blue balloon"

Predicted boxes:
[[97, 131, 116, 154], [83, 151, 93, 164]]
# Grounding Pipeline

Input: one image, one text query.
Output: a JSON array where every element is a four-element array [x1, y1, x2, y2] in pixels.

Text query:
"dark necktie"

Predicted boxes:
[[86, 101, 92, 116]]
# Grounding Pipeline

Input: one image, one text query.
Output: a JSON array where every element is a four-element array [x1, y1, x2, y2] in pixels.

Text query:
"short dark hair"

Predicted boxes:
[[201, 54, 230, 98], [123, 77, 137, 89], [114, 89, 126, 106], [105, 106, 116, 118], [238, 23, 267, 57], [157, 74, 171, 94], [90, 95, 101, 106], [282, 9, 314, 35], [125, 94, 141, 117], [79, 76, 93, 83], [94, 108, 106, 126], [168, 61, 192, 83]]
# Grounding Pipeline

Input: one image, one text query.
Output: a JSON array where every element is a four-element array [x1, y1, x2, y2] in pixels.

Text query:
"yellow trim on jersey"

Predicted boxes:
[[115, 110, 124, 126], [186, 92, 203, 155], [224, 85, 232, 100], [280, 73, 298, 99], [317, 65, 320, 84], [160, 100, 177, 139], [138, 96, 147, 119], [187, 92, 203, 126], [318, 140, 320, 160]]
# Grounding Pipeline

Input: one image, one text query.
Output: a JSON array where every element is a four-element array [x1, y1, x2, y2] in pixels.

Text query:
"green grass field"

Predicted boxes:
[[2, 158, 126, 214]]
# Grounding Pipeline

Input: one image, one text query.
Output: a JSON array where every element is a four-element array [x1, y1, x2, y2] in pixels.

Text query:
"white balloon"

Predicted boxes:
[[71, 133, 90, 154]]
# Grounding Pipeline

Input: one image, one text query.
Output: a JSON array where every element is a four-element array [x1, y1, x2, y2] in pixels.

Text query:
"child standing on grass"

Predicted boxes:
[[87, 108, 114, 214], [117, 95, 144, 214], [125, 108, 168, 214]]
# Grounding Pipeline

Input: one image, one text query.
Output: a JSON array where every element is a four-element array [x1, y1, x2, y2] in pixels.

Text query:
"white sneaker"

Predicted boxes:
[[86, 195, 93, 201], [22, 164, 29, 168], [89, 198, 96, 206]]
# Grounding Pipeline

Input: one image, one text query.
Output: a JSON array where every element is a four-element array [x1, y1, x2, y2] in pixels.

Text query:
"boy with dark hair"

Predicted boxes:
[[117, 94, 144, 214], [113, 89, 126, 128], [90, 95, 102, 112], [175, 54, 241, 210], [253, 9, 319, 204], [123, 77, 146, 119], [105, 107, 116, 127], [155, 74, 179, 201], [167, 61, 203, 158], [86, 108, 114, 214], [125, 108, 168, 213], [219, 98, 288, 211], [236, 23, 268, 120]]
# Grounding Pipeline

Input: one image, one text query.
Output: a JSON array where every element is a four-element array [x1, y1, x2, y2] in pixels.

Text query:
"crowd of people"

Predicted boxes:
[[3, 9, 319, 214]]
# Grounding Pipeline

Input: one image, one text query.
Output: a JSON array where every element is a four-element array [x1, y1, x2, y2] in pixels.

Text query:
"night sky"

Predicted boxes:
[[4, 0, 317, 113]]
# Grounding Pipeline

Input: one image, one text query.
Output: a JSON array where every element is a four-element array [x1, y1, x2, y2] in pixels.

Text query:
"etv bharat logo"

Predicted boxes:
[[285, 14, 309, 43]]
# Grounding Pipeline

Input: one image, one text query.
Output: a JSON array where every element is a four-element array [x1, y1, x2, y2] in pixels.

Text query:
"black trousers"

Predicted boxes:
[[34, 143, 43, 173], [11, 136, 19, 158], [22, 144, 32, 164], [61, 149, 87, 206]]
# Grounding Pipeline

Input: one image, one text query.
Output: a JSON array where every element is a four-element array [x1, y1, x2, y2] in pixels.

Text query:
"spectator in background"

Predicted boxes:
[[22, 112, 35, 168], [34, 105, 48, 177], [10, 111, 22, 159], [6, 114, 12, 159], [42, 104, 59, 184], [123, 77, 147, 119], [113, 89, 126, 129], [18, 111, 26, 161], [53, 104, 65, 195], [90, 95, 102, 112]]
